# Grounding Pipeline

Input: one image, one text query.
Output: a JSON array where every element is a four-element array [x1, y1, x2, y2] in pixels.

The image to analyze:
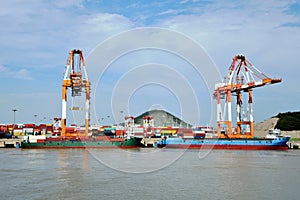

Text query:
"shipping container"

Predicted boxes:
[[23, 128, 34, 135], [115, 130, 125, 136], [94, 136, 110, 141], [28, 135, 46, 143]]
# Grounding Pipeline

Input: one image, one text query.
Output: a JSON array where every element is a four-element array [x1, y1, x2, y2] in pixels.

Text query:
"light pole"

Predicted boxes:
[[34, 114, 38, 124], [107, 115, 110, 126], [120, 110, 125, 126], [12, 109, 17, 134], [120, 110, 124, 126]]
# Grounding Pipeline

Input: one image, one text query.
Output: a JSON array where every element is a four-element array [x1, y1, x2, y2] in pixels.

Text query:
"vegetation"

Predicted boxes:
[[274, 112, 300, 131]]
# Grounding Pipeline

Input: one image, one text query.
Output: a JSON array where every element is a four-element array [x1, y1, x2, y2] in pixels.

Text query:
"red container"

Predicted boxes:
[[109, 138, 125, 142], [94, 136, 110, 141], [66, 127, 76, 133], [47, 137, 62, 141], [116, 130, 125, 136]]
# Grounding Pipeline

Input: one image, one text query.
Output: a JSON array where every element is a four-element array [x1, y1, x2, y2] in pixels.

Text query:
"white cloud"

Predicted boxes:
[[156, 0, 300, 68], [52, 0, 85, 9], [0, 65, 33, 80], [13, 69, 33, 80], [157, 9, 180, 16], [77, 13, 135, 51], [83, 13, 134, 33], [0, 0, 80, 69], [180, 0, 190, 4]]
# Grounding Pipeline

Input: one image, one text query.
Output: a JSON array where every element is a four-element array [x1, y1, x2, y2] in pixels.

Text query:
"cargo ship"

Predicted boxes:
[[21, 136, 141, 149], [155, 137, 290, 150], [155, 129, 290, 150]]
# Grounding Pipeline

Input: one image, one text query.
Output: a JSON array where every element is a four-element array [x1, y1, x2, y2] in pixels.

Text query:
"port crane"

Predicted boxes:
[[214, 55, 281, 138], [61, 49, 90, 137]]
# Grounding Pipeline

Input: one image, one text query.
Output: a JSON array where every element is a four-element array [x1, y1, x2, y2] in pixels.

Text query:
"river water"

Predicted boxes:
[[0, 148, 299, 200]]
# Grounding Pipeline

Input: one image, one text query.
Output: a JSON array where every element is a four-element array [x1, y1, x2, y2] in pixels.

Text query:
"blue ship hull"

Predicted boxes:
[[156, 136, 290, 150]]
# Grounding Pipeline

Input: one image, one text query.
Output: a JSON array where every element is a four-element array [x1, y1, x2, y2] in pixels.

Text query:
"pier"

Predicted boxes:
[[0, 138, 22, 148]]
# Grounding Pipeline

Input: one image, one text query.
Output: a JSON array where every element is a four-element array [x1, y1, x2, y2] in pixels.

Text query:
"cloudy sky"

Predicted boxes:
[[0, 0, 299, 127]]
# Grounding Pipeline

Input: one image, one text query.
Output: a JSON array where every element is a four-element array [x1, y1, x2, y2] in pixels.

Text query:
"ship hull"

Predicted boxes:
[[157, 144, 288, 150], [21, 138, 141, 149], [156, 137, 290, 150]]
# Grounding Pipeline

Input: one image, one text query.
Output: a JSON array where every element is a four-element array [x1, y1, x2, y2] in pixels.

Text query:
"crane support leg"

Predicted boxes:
[[248, 89, 254, 138], [236, 91, 242, 134], [85, 81, 90, 136], [227, 90, 233, 135], [62, 83, 67, 137]]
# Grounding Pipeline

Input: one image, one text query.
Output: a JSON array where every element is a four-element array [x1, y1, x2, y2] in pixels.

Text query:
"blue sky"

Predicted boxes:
[[0, 0, 299, 126]]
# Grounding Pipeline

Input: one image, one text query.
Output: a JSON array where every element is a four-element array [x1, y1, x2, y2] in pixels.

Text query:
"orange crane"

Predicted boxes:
[[214, 55, 281, 138], [61, 49, 90, 137]]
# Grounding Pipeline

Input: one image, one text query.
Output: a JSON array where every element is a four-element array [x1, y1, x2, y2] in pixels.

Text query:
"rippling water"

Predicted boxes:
[[0, 148, 299, 200]]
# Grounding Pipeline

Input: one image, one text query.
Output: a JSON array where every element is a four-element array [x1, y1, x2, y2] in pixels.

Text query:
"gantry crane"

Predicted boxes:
[[61, 49, 90, 137], [214, 55, 281, 138]]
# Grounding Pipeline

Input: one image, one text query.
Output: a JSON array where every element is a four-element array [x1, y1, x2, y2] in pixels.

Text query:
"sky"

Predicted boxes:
[[0, 0, 299, 127]]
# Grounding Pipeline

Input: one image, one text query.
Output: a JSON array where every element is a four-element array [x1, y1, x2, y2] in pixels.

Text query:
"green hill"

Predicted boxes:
[[134, 109, 192, 128], [274, 112, 300, 131]]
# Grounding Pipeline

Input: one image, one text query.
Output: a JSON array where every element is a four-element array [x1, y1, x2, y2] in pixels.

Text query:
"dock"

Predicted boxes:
[[0, 138, 22, 148]]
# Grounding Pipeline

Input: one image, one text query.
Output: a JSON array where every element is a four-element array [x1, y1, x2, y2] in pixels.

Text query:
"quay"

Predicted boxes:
[[287, 141, 300, 149], [0, 138, 22, 148]]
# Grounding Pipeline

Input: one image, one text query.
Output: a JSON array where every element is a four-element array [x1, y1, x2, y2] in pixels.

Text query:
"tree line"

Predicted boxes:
[[275, 112, 300, 131]]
